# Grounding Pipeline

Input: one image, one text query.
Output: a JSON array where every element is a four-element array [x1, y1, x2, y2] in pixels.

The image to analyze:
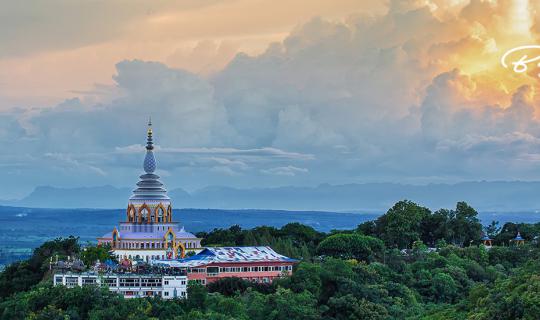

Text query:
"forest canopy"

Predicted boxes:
[[1, 200, 540, 320]]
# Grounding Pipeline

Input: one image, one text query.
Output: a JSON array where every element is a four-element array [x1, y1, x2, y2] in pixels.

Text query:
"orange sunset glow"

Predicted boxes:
[[0, 1, 535, 109]]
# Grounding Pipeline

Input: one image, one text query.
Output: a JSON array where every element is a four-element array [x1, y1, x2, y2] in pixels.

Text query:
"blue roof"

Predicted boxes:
[[514, 232, 524, 241], [152, 246, 298, 267], [104, 259, 117, 267]]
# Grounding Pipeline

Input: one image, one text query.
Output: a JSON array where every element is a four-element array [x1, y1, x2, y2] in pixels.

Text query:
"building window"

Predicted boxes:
[[103, 278, 117, 287], [65, 277, 79, 287], [157, 206, 164, 223], [140, 207, 150, 223], [82, 277, 97, 286], [164, 291, 169, 296], [207, 267, 219, 275]]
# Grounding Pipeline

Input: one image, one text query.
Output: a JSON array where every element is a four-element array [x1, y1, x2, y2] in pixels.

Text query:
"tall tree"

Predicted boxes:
[[317, 233, 384, 261], [375, 200, 431, 249], [447, 202, 482, 246]]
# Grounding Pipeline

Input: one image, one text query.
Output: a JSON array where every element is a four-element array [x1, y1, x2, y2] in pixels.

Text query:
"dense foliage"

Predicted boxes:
[[0, 236, 79, 299], [196, 222, 324, 260], [1, 200, 540, 319]]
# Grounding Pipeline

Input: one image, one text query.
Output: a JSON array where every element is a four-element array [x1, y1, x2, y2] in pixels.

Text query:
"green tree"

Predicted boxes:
[[447, 202, 482, 246], [432, 273, 458, 303], [286, 262, 322, 297], [420, 209, 451, 246], [375, 200, 431, 249], [187, 282, 208, 311], [266, 288, 319, 320], [80, 244, 112, 267], [28, 305, 68, 320], [280, 223, 324, 244], [485, 220, 501, 238], [207, 277, 274, 296], [326, 294, 388, 320], [317, 233, 384, 261], [0, 237, 79, 299]]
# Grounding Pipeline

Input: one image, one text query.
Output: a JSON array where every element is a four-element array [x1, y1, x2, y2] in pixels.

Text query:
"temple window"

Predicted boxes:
[[157, 206, 164, 223], [126, 204, 135, 222], [139, 206, 150, 223]]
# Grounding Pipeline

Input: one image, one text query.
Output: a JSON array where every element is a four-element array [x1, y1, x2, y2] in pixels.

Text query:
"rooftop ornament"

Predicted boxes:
[[513, 231, 525, 245]]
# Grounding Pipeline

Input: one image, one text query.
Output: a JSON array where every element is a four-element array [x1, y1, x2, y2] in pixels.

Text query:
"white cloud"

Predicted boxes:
[[115, 145, 314, 160], [44, 152, 106, 176], [261, 165, 308, 176]]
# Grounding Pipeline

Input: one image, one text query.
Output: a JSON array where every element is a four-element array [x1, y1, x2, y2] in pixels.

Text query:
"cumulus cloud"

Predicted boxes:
[[2, 0, 540, 197]]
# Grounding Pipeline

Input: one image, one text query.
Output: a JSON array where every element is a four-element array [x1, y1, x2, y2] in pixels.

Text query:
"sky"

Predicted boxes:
[[1, 0, 540, 199]]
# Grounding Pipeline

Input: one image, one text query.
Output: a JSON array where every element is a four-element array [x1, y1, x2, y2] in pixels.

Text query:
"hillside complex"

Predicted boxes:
[[55, 121, 297, 298]]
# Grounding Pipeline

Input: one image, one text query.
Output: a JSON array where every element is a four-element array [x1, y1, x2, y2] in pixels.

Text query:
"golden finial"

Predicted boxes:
[[146, 117, 154, 151]]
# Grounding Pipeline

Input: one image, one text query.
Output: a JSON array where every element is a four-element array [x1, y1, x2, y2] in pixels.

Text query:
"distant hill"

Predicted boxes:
[[4, 181, 540, 211], [10, 185, 132, 208], [180, 181, 540, 212]]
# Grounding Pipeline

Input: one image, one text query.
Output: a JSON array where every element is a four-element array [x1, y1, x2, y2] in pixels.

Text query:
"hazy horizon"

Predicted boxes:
[[5, 180, 540, 213]]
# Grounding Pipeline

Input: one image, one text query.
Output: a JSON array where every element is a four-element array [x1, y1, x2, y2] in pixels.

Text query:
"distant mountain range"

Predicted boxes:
[[2, 181, 540, 212]]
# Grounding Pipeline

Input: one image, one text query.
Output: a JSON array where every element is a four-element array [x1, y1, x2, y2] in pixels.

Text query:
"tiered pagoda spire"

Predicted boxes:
[[129, 119, 170, 202]]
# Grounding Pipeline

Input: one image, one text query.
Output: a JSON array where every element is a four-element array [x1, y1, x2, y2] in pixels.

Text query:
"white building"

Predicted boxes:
[[98, 120, 202, 261], [53, 272, 187, 299]]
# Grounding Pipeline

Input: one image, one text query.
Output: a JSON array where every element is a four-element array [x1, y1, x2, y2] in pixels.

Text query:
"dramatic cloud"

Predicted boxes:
[[0, 0, 383, 109], [1, 0, 540, 198]]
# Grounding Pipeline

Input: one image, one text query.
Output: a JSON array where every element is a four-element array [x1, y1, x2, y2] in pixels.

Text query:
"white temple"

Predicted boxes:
[[98, 120, 202, 261]]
